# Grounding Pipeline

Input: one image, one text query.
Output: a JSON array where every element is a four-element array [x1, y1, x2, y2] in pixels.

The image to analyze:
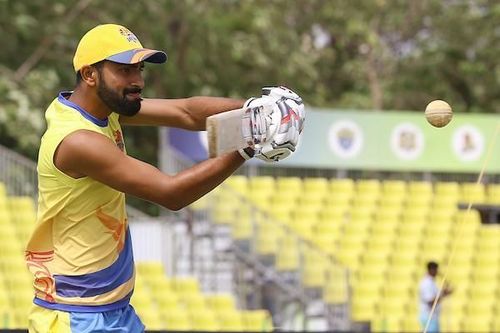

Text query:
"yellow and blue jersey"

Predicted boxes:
[[26, 92, 135, 313]]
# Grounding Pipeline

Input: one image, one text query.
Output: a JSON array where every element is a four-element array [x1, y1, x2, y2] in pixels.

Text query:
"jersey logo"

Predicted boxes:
[[114, 130, 125, 152]]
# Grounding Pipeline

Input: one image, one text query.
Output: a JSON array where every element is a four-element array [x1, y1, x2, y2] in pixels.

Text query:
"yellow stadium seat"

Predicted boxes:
[[459, 182, 485, 204], [216, 309, 244, 331], [302, 262, 328, 289], [474, 247, 500, 265], [275, 236, 300, 271], [402, 315, 421, 333], [276, 176, 302, 193], [376, 298, 408, 318], [492, 316, 500, 333], [224, 175, 248, 195], [379, 195, 405, 211], [311, 233, 337, 256], [330, 178, 354, 193], [461, 315, 493, 333], [470, 265, 499, 283], [213, 204, 238, 225], [241, 310, 273, 332], [336, 249, 362, 271], [364, 236, 394, 254], [130, 292, 154, 314], [468, 283, 497, 300], [292, 205, 321, 225], [298, 192, 327, 208], [136, 261, 165, 278], [352, 194, 379, 210], [247, 190, 273, 210], [205, 294, 236, 311], [424, 221, 453, 238], [140, 310, 163, 331], [189, 308, 219, 331], [486, 184, 500, 204], [181, 293, 208, 311], [255, 221, 284, 256], [370, 219, 399, 237], [172, 277, 200, 295], [397, 220, 426, 236], [372, 316, 404, 333], [361, 250, 391, 269], [156, 292, 179, 312], [408, 180, 432, 195], [382, 179, 407, 194], [441, 314, 463, 333], [351, 297, 377, 322], [231, 216, 253, 240], [390, 250, 419, 267], [432, 195, 458, 211], [435, 181, 459, 195], [476, 227, 500, 251], [323, 265, 349, 304], [352, 281, 381, 304], [455, 209, 481, 225], [356, 179, 381, 193], [249, 176, 275, 191], [318, 206, 346, 224], [446, 269, 471, 287], [324, 192, 352, 209], [163, 307, 191, 330], [303, 177, 329, 192], [270, 192, 298, 209], [313, 222, 342, 243]]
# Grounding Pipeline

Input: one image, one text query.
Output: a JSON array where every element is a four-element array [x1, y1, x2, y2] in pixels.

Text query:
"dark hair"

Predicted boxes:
[[427, 261, 438, 271], [75, 60, 106, 85]]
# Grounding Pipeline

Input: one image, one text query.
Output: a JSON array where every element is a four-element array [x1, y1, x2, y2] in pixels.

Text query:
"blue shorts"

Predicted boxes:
[[29, 304, 145, 333]]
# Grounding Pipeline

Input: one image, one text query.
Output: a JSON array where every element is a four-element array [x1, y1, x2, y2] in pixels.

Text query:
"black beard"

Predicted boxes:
[[97, 78, 142, 117]]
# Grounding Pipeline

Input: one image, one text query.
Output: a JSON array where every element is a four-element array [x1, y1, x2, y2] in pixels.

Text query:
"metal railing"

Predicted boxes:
[[0, 144, 37, 197], [157, 142, 352, 329]]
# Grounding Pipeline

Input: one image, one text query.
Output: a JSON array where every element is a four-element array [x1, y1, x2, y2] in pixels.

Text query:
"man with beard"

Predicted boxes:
[[25, 24, 304, 332]]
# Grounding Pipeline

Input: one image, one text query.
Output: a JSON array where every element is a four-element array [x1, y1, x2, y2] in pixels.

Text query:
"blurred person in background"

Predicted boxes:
[[24, 23, 304, 332], [419, 261, 453, 333]]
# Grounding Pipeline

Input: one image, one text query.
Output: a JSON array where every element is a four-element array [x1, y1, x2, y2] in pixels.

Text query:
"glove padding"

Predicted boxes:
[[255, 87, 305, 163], [263, 86, 305, 134], [238, 86, 305, 162], [237, 96, 280, 160]]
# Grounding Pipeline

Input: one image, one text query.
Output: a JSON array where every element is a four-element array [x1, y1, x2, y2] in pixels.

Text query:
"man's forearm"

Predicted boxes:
[[184, 96, 245, 130], [120, 96, 244, 130]]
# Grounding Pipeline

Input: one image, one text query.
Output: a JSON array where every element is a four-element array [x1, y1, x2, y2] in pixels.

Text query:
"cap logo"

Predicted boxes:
[[119, 27, 139, 43]]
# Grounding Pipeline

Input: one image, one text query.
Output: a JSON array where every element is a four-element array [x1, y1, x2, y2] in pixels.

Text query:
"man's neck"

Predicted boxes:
[[68, 87, 111, 120]]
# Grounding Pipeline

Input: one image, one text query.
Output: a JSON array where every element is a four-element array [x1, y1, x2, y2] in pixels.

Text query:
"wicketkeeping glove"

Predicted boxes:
[[237, 96, 281, 160], [255, 86, 305, 162]]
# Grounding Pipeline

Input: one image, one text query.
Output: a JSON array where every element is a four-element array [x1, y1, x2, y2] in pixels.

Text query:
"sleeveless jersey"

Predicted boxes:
[[25, 91, 134, 312]]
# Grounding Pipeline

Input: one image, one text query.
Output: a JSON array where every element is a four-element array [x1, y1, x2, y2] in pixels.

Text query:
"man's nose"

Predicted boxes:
[[131, 71, 144, 89]]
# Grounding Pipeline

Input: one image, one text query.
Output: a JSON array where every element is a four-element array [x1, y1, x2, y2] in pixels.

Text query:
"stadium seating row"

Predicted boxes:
[[0, 182, 273, 331], [200, 176, 500, 332]]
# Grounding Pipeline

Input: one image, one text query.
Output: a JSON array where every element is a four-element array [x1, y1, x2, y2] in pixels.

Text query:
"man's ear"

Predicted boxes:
[[80, 65, 98, 87]]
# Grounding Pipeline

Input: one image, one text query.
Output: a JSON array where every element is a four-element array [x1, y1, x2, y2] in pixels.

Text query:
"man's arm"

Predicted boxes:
[[119, 97, 244, 130], [54, 130, 245, 211]]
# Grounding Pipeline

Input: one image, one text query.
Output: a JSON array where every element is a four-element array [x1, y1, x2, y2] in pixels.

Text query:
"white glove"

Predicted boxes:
[[255, 87, 305, 162], [237, 96, 281, 160], [262, 86, 305, 134]]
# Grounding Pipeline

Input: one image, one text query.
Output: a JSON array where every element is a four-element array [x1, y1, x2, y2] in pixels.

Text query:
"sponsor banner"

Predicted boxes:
[[281, 109, 500, 173], [165, 108, 500, 173]]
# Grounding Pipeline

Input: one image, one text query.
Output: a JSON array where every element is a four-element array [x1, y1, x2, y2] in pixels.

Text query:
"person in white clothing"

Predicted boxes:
[[419, 261, 453, 333]]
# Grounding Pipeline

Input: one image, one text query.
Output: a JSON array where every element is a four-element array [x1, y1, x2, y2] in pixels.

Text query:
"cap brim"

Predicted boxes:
[[106, 48, 167, 65]]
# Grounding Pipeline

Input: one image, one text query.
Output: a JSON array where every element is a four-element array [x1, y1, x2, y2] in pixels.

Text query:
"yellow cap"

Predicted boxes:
[[73, 24, 167, 72]]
